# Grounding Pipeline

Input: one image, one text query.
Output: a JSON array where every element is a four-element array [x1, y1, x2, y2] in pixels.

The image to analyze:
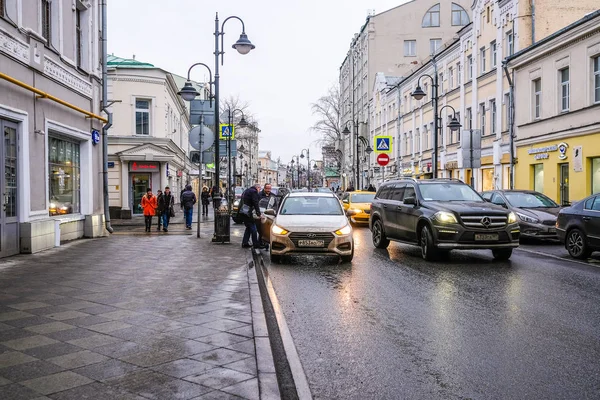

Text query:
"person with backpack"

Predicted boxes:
[[240, 183, 266, 249], [158, 186, 175, 232], [181, 185, 197, 230], [141, 188, 157, 232]]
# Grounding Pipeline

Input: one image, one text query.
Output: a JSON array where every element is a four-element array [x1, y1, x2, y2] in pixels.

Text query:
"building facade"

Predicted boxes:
[[369, 0, 599, 191], [0, 0, 106, 257], [257, 150, 278, 186], [235, 123, 260, 188], [508, 11, 600, 204], [105, 56, 196, 218], [339, 0, 472, 186]]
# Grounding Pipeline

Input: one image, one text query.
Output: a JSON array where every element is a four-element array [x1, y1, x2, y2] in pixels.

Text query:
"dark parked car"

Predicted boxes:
[[369, 178, 520, 260], [481, 190, 561, 239], [556, 194, 600, 259]]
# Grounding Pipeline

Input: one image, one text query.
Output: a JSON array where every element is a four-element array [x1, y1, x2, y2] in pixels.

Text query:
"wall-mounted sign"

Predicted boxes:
[[91, 130, 100, 145], [573, 145, 583, 172], [445, 161, 458, 169], [528, 142, 568, 160], [107, 161, 115, 168], [129, 161, 159, 172]]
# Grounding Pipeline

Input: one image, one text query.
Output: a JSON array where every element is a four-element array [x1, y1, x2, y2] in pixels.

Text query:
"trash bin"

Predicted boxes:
[[213, 196, 230, 243]]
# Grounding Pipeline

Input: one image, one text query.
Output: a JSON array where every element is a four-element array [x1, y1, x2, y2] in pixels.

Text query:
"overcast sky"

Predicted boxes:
[[108, 0, 405, 164]]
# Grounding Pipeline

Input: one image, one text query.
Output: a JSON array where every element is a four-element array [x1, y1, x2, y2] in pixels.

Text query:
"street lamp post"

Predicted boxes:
[[343, 123, 372, 188], [410, 69, 461, 178], [225, 108, 247, 214], [357, 136, 373, 188], [300, 148, 311, 191]]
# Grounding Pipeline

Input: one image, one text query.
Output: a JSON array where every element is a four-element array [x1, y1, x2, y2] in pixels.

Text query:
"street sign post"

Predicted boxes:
[[377, 153, 390, 166]]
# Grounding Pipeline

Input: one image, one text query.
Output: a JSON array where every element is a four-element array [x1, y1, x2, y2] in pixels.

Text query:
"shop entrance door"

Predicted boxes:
[[560, 163, 569, 206], [132, 174, 150, 215], [1, 120, 19, 258]]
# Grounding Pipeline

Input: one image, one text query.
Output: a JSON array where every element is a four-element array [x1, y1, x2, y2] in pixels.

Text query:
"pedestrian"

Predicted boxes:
[[180, 184, 188, 210], [201, 186, 210, 216], [181, 184, 197, 229], [155, 190, 163, 231], [367, 183, 376, 192], [159, 186, 174, 232], [259, 183, 272, 199], [141, 188, 157, 232], [240, 183, 266, 249]]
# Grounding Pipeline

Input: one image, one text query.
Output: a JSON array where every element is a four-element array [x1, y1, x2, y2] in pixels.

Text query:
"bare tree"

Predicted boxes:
[[310, 85, 343, 147]]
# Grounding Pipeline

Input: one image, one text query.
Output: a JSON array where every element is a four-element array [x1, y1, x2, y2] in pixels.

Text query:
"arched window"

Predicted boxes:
[[422, 4, 440, 27], [451, 3, 470, 26]]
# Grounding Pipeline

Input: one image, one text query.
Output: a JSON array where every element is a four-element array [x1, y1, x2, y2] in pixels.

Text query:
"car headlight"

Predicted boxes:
[[515, 212, 536, 223], [433, 211, 458, 224], [508, 212, 519, 224], [50, 202, 56, 209], [233, 200, 240, 207], [350, 208, 362, 214], [335, 224, 352, 235], [271, 224, 289, 235]]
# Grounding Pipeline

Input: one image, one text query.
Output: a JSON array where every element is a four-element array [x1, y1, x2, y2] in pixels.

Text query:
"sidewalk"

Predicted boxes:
[[0, 228, 279, 399]]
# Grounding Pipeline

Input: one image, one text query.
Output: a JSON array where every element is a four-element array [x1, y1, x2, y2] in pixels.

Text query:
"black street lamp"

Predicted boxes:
[[224, 108, 247, 213], [410, 72, 461, 178], [300, 148, 311, 191], [357, 136, 373, 188]]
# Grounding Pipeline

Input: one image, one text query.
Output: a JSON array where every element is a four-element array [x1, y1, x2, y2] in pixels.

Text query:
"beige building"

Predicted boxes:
[[370, 0, 599, 191], [235, 123, 260, 188], [508, 11, 600, 204], [339, 0, 472, 186], [106, 56, 202, 218], [257, 151, 278, 186], [1, 0, 106, 257]]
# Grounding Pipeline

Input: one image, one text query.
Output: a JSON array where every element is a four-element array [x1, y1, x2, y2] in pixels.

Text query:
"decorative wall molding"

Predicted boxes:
[[43, 56, 93, 98], [0, 27, 30, 63]]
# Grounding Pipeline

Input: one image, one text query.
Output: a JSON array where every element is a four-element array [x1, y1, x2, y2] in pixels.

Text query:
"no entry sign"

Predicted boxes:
[[377, 153, 390, 166]]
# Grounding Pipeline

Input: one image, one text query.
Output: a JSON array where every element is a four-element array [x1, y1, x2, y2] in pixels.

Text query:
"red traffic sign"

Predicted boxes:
[[377, 153, 390, 166]]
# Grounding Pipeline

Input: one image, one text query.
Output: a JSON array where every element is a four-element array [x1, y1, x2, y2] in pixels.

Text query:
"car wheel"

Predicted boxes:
[[566, 229, 591, 259], [420, 224, 436, 261], [341, 241, 354, 263], [372, 219, 390, 249], [492, 248, 512, 260]]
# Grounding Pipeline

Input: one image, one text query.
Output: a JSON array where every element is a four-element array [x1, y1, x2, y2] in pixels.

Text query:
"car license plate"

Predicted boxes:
[[298, 240, 324, 247], [548, 228, 556, 233], [474, 233, 499, 241]]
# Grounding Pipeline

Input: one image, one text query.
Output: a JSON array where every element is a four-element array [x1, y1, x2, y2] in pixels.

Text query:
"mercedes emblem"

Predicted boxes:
[[481, 217, 492, 228]]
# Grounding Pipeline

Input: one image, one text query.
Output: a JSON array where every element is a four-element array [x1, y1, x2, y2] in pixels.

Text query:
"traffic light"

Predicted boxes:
[[190, 151, 201, 164]]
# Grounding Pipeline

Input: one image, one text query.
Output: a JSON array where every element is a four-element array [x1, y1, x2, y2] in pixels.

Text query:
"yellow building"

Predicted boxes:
[[508, 11, 600, 204]]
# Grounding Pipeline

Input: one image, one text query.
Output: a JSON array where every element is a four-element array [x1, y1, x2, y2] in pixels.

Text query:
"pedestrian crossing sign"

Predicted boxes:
[[374, 136, 392, 154], [219, 124, 235, 140]]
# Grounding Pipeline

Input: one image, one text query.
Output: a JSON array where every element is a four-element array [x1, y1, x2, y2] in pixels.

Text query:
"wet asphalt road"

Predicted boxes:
[[261, 227, 600, 400]]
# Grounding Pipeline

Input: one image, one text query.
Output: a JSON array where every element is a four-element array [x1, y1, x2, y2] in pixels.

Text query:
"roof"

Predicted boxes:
[[505, 10, 600, 64], [106, 55, 155, 68]]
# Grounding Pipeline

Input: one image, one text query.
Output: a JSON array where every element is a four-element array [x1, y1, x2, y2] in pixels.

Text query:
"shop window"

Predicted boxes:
[[482, 169, 495, 191], [422, 4, 440, 27], [593, 56, 600, 104], [533, 164, 544, 193], [451, 3, 469, 26], [48, 136, 81, 216], [135, 99, 151, 135], [592, 158, 600, 194]]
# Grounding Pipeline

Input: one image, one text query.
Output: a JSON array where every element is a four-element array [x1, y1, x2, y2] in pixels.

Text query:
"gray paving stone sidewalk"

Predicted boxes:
[[0, 229, 279, 399]]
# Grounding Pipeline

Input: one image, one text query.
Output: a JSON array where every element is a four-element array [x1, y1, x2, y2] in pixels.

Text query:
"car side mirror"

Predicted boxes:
[[345, 209, 357, 216], [403, 197, 416, 205], [483, 198, 491, 202], [343, 199, 349, 204], [264, 209, 276, 216]]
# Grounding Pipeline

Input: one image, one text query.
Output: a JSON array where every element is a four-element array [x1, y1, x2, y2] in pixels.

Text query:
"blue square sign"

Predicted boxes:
[[374, 136, 392, 154]]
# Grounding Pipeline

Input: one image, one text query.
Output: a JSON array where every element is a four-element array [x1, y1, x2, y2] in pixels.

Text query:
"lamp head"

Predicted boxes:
[[233, 33, 255, 55], [366, 145, 374, 154], [300, 153, 305, 159], [448, 116, 462, 132], [238, 144, 245, 152], [342, 126, 351, 135], [238, 116, 248, 128], [177, 81, 200, 102], [411, 85, 426, 101]]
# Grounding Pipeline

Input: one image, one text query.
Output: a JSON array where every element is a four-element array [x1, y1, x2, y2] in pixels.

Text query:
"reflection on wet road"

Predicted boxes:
[[262, 227, 600, 399]]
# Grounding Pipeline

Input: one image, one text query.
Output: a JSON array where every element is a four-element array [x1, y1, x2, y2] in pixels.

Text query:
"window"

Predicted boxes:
[[409, 131, 413, 155], [390, 184, 406, 202], [533, 164, 544, 193], [506, 31, 514, 56], [467, 55, 473, 80], [424, 126, 429, 150], [491, 41, 497, 67], [452, 3, 470, 26], [416, 128, 421, 153], [479, 103, 486, 135], [592, 158, 600, 194], [404, 40, 416, 57], [490, 100, 496, 135], [480, 47, 486, 74], [457, 62, 462, 84], [76, 9, 82, 67], [0, 0, 4, 18], [135, 99, 151, 135], [48, 136, 80, 216], [533, 78, 541, 119], [422, 4, 440, 27], [449, 67, 454, 88], [439, 73, 444, 94], [593, 56, 600, 103], [41, 0, 51, 42], [404, 133, 409, 156], [560, 68, 570, 112], [466, 107, 472, 130], [430, 39, 442, 55]]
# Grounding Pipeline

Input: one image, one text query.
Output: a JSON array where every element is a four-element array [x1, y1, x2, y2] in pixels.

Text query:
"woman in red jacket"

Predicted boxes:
[[141, 188, 157, 232]]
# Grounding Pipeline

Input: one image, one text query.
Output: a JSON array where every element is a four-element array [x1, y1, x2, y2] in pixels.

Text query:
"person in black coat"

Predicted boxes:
[[241, 184, 265, 249], [200, 186, 210, 216], [158, 187, 174, 232]]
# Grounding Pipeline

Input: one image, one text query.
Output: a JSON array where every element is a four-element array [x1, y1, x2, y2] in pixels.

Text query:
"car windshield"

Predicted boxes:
[[419, 183, 483, 202], [279, 196, 343, 215], [505, 192, 559, 208], [351, 193, 375, 203], [314, 187, 331, 193]]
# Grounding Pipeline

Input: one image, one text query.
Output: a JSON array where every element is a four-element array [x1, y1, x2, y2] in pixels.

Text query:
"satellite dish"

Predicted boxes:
[[189, 125, 214, 151]]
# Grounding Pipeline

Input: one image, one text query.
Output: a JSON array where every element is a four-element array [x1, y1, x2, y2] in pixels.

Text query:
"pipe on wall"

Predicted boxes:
[[101, 0, 113, 233]]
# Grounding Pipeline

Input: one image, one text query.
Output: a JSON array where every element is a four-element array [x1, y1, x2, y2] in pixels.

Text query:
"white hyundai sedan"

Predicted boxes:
[[261, 192, 354, 263]]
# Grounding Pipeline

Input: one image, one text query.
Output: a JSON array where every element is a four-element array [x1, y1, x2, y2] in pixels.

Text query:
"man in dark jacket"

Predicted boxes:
[[158, 187, 174, 232], [181, 185, 197, 230], [241, 184, 265, 249], [259, 184, 272, 199]]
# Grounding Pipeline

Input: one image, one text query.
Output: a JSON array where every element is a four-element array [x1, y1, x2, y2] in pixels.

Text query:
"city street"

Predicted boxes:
[[261, 226, 600, 399]]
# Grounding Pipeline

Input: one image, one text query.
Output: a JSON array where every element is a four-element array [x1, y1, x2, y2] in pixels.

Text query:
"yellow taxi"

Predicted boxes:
[[341, 191, 376, 225]]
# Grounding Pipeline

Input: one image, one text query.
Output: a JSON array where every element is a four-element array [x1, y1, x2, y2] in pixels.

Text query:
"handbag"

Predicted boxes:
[[240, 204, 251, 216]]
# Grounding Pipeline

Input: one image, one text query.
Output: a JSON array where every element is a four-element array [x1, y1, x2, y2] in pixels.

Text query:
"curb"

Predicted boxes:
[[251, 249, 313, 400]]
